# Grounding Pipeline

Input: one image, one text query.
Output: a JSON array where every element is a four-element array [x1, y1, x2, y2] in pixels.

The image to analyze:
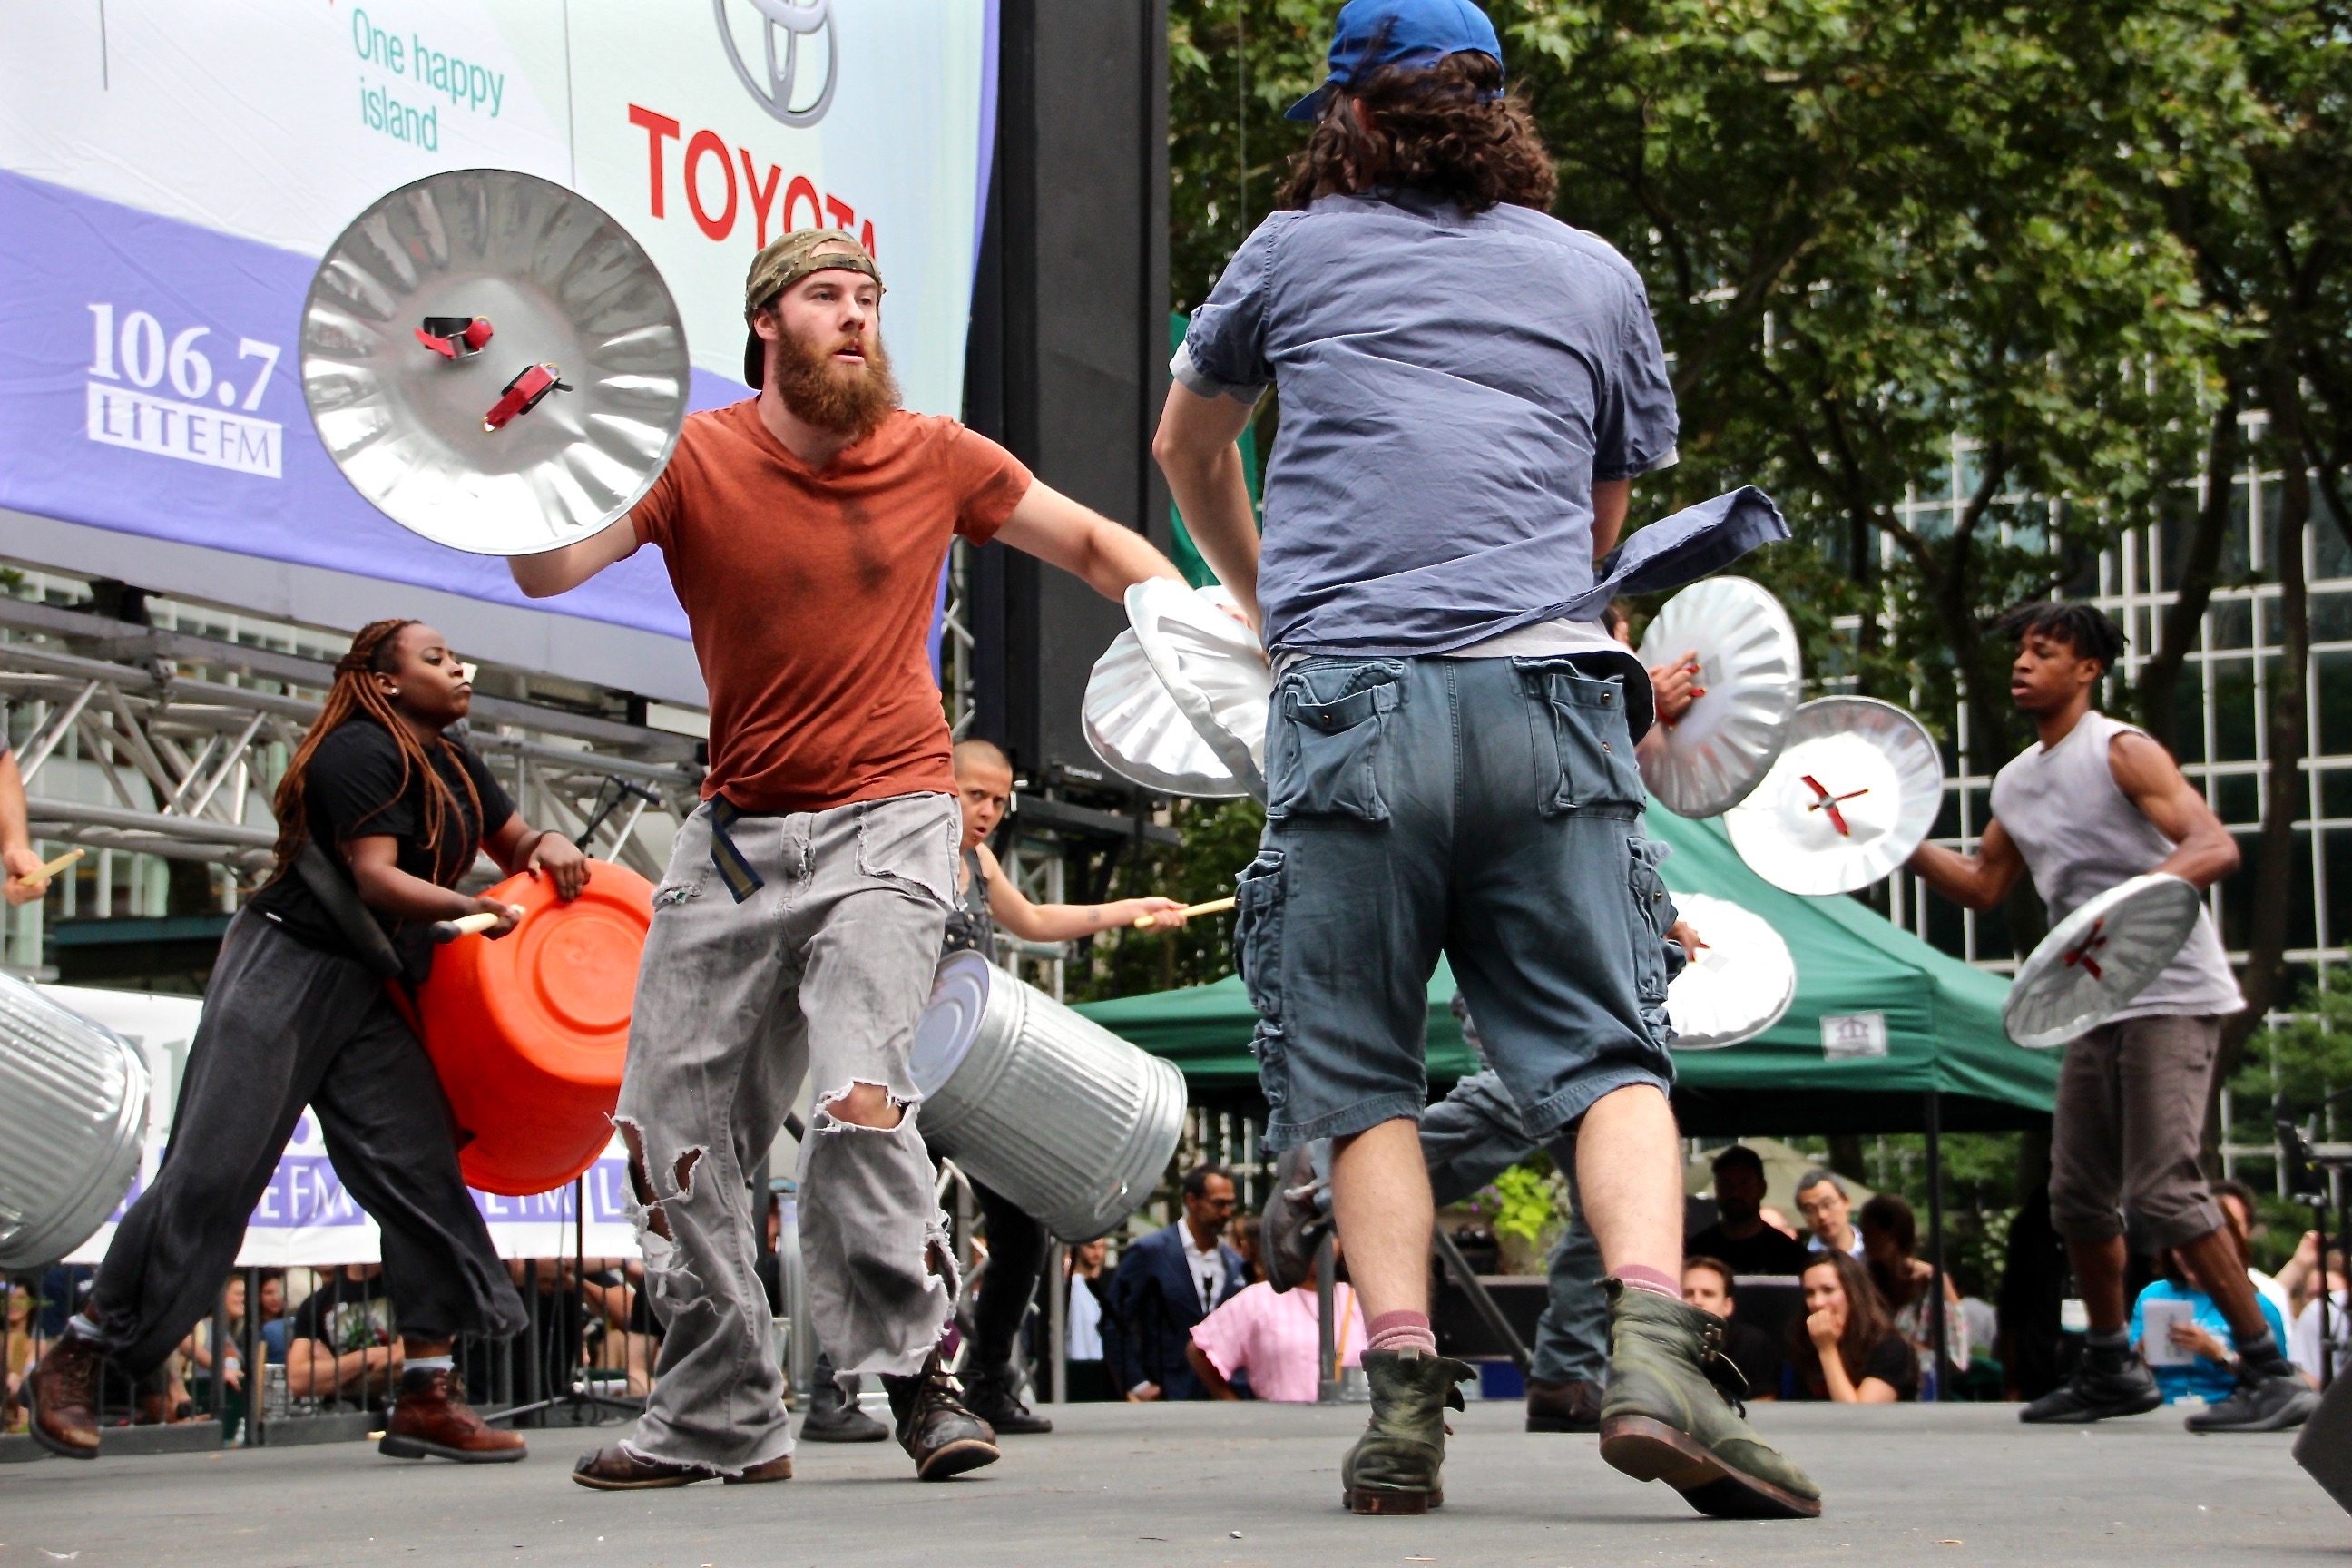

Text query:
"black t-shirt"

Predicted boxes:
[[247, 720, 514, 964], [285, 1272, 394, 1355], [1685, 1221, 1814, 1279], [1788, 1331, 1917, 1401], [1722, 1317, 1783, 1398]]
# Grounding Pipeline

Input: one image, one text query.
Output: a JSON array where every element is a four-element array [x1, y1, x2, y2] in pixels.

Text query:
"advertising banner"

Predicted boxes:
[[45, 985, 644, 1266], [0, 1, 993, 642]]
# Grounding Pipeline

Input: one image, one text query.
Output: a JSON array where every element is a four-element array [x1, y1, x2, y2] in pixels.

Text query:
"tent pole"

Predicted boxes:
[[1925, 1089, 1949, 1402]]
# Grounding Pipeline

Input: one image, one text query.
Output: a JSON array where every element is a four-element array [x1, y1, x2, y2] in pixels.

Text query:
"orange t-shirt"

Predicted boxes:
[[630, 401, 1032, 814]]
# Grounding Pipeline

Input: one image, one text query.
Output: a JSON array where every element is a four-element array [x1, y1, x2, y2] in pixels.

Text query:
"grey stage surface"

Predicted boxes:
[[0, 1399, 2337, 1567]]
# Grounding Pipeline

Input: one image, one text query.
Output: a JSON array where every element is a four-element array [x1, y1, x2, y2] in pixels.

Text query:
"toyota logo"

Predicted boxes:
[[714, 0, 838, 128]]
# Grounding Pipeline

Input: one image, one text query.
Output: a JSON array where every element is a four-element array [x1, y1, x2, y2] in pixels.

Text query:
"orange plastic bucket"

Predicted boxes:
[[415, 859, 652, 1196]]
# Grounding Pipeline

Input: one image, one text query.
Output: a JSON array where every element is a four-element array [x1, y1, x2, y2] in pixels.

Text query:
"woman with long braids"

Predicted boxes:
[[21, 619, 589, 1465]]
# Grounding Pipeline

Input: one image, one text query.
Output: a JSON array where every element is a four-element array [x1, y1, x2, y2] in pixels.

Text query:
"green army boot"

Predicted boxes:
[[1340, 1348, 1475, 1514], [1597, 1280, 1823, 1519]]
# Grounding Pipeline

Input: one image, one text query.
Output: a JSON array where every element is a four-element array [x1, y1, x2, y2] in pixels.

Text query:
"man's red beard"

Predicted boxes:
[[769, 327, 900, 438]]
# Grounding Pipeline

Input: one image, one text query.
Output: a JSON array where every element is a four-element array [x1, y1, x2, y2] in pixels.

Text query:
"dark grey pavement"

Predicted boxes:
[[0, 1399, 2339, 1567]]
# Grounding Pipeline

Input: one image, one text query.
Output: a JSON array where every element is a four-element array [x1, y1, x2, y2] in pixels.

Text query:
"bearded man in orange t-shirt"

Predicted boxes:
[[512, 230, 1185, 1492]]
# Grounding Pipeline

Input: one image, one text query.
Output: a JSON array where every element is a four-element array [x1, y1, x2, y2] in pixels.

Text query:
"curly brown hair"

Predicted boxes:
[[1278, 51, 1555, 215]]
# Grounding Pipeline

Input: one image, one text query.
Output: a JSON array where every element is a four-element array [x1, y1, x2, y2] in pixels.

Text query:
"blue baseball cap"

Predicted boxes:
[[1284, 0, 1505, 122]]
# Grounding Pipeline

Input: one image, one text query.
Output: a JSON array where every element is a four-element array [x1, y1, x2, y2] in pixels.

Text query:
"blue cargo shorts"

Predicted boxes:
[[1236, 654, 1679, 1150]]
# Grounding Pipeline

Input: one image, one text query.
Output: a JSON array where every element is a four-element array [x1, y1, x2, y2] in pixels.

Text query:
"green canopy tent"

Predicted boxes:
[[1075, 809, 2057, 1139]]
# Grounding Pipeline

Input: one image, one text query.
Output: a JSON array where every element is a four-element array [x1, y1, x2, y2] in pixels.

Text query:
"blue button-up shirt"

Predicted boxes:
[[1177, 190, 1681, 658]]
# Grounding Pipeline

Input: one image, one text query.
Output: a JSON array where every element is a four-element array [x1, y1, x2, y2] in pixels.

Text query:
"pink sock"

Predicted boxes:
[[1366, 1310, 1437, 1355], [1617, 1265, 1681, 1302]]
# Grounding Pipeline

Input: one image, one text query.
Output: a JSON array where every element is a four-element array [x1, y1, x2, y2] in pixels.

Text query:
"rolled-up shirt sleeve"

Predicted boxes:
[[1171, 216, 1289, 403], [1592, 273, 1681, 482]]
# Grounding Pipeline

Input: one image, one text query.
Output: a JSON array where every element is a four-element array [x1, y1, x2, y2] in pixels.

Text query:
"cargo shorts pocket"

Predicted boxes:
[[1266, 660, 1404, 826], [1516, 660, 1643, 817], [854, 796, 960, 908], [1626, 836, 1676, 1039], [1233, 848, 1287, 1023]]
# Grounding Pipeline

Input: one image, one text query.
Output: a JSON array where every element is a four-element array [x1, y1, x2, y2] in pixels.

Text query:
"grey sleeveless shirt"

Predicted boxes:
[[1987, 710, 2240, 1020]]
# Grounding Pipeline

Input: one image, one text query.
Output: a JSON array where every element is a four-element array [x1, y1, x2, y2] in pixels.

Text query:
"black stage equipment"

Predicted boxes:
[[962, 0, 1173, 801]]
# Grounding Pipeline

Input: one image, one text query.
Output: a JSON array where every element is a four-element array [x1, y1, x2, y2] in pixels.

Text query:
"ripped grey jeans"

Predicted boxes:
[[617, 791, 961, 1474]]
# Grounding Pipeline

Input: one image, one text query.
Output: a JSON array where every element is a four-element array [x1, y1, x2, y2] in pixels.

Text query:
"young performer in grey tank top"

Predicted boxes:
[[1907, 603, 2315, 1434]]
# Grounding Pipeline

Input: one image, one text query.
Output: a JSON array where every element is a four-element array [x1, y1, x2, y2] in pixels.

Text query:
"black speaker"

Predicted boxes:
[[2295, 1372, 2352, 1517], [962, 0, 1171, 797]]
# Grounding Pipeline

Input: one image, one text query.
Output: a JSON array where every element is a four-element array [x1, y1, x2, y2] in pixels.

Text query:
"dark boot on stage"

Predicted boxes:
[[799, 1367, 889, 1443], [1340, 1348, 1473, 1514], [2184, 1356, 2319, 1435], [2018, 1342, 2162, 1424], [380, 1367, 527, 1463], [20, 1336, 103, 1459], [1597, 1283, 1822, 1520], [572, 1445, 792, 1489], [1524, 1377, 1603, 1433], [881, 1351, 1000, 1481], [963, 1364, 1053, 1436]]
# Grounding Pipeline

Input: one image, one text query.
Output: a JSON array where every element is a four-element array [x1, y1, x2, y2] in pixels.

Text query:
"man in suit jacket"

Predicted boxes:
[[1105, 1166, 1245, 1400]]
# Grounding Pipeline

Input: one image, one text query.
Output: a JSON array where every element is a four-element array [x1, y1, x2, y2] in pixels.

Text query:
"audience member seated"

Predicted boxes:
[[2130, 1245, 2290, 1406], [1858, 1193, 1966, 1378], [1229, 1212, 1264, 1288], [1064, 1238, 1114, 1402], [1186, 1239, 1366, 1404], [4, 1280, 37, 1433], [179, 1273, 250, 1401], [284, 1264, 399, 1409], [2210, 1179, 2294, 1324], [256, 1271, 290, 1366], [2288, 1248, 2347, 1385], [1681, 1256, 1780, 1400], [1686, 1146, 1812, 1278], [1786, 1252, 1916, 1403], [1795, 1170, 1864, 1259]]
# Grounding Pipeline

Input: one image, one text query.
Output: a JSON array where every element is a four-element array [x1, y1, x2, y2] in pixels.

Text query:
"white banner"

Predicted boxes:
[[0, 0, 993, 640], [45, 985, 641, 1267]]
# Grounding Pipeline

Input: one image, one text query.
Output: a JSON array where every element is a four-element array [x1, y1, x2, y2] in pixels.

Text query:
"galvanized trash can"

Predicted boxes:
[[909, 954, 1185, 1242], [0, 971, 152, 1269]]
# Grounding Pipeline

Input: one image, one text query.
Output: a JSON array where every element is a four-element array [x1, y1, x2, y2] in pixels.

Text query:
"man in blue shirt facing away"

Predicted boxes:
[[1154, 0, 1814, 1524]]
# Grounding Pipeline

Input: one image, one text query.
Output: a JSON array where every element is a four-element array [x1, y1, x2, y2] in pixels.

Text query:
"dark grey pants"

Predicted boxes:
[[85, 914, 524, 1376], [1418, 1071, 1608, 1387]]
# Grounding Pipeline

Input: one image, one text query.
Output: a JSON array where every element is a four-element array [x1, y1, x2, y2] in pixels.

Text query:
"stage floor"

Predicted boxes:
[[0, 1397, 2333, 1567]]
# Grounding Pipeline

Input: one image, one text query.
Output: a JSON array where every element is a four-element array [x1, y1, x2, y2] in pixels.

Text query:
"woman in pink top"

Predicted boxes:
[[1186, 1254, 1366, 1405]]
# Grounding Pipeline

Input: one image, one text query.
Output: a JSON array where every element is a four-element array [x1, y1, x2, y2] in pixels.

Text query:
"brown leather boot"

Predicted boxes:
[[21, 1336, 103, 1459], [379, 1367, 527, 1464], [881, 1351, 1000, 1481], [1525, 1377, 1603, 1433]]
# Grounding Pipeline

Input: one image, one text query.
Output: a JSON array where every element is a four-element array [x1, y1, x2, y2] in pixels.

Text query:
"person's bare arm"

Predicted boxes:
[[1185, 1339, 1240, 1400], [482, 812, 591, 899], [977, 843, 1185, 942], [1592, 479, 1632, 558], [1152, 383, 1263, 628], [506, 516, 640, 598], [343, 837, 523, 936], [2108, 730, 2240, 889], [0, 751, 47, 903], [992, 478, 1186, 604], [285, 1338, 393, 1397], [1906, 818, 2027, 912]]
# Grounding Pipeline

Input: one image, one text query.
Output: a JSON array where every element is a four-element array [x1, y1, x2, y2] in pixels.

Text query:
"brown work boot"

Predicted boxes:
[[572, 1444, 717, 1490], [21, 1336, 103, 1459], [1525, 1377, 1603, 1433], [379, 1367, 527, 1464], [881, 1351, 1000, 1481], [721, 1454, 796, 1485]]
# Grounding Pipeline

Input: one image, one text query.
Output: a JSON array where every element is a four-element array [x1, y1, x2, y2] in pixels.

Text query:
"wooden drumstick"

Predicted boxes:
[[429, 905, 524, 942], [1133, 896, 1238, 929], [8, 847, 83, 889]]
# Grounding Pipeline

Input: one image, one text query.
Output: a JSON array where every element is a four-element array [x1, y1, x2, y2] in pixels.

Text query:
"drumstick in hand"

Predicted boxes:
[[8, 847, 83, 892], [1133, 896, 1238, 929]]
